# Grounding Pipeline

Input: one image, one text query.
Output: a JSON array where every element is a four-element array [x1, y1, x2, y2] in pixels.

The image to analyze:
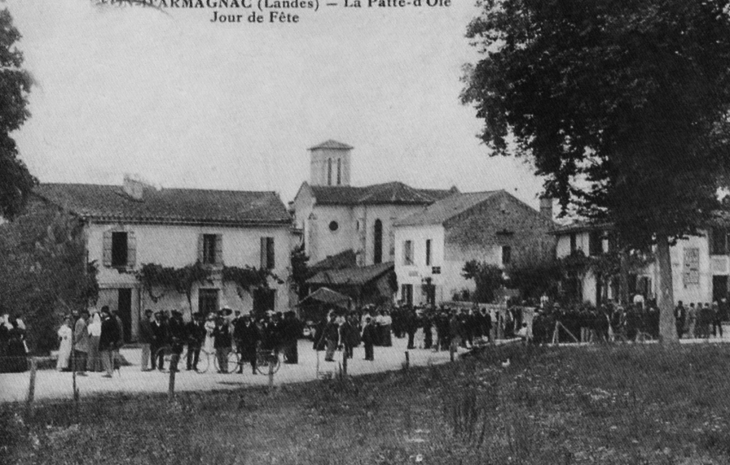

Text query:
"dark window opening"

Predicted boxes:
[[329, 221, 339, 232], [111, 232, 128, 267], [202, 234, 217, 264], [373, 219, 383, 264], [401, 284, 413, 306], [327, 159, 333, 186], [426, 239, 432, 266], [569, 233, 577, 253], [198, 289, 219, 316], [502, 246, 511, 265], [403, 240, 413, 265], [337, 159, 341, 185], [711, 227, 729, 255], [589, 231, 603, 256]]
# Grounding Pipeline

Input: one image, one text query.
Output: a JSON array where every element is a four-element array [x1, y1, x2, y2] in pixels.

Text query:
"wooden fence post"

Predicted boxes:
[[404, 351, 410, 370], [342, 350, 348, 376], [268, 358, 274, 392], [168, 360, 176, 401], [449, 342, 455, 362], [26, 357, 37, 415]]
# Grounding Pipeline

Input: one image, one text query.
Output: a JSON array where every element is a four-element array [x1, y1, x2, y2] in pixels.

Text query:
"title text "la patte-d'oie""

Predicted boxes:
[[211, 0, 451, 24]]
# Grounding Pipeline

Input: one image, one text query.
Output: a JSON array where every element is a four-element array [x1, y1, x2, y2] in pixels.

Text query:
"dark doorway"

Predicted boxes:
[[118, 288, 132, 343], [198, 289, 219, 316], [713, 276, 728, 303], [373, 219, 383, 264], [253, 288, 276, 319]]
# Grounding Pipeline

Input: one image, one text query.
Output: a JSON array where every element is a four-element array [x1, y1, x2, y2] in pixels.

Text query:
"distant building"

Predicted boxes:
[[394, 191, 556, 306], [292, 140, 458, 268], [553, 216, 730, 306], [34, 176, 293, 341]]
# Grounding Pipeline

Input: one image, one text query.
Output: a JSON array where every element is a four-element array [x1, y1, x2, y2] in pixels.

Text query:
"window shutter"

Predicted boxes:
[[103, 230, 112, 267], [267, 237, 275, 270], [197, 234, 204, 263], [215, 234, 223, 265], [260, 237, 266, 269], [127, 231, 137, 268]]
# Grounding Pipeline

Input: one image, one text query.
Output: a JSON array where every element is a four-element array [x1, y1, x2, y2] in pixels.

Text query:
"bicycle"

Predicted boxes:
[[255, 348, 281, 375]]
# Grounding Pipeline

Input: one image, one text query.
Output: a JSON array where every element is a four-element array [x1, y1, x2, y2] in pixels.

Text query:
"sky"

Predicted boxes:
[[5, 0, 545, 207]]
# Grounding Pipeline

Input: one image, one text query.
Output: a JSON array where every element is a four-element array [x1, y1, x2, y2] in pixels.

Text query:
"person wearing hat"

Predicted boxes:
[[56, 316, 74, 371], [98, 307, 120, 378], [213, 316, 232, 373], [139, 309, 154, 371], [151, 310, 168, 371], [168, 310, 186, 372], [204, 313, 216, 354], [186, 313, 206, 371], [234, 314, 260, 374], [361, 316, 376, 361]]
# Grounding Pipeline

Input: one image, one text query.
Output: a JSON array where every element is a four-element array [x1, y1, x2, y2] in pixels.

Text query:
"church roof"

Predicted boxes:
[[309, 182, 458, 206], [308, 140, 353, 151]]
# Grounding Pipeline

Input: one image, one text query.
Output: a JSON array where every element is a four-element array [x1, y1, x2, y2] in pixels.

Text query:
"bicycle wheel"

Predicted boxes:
[[213, 351, 238, 374]]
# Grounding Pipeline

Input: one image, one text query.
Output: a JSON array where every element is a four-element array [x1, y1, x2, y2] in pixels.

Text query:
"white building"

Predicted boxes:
[[394, 191, 556, 306], [554, 221, 730, 306], [35, 177, 293, 341], [292, 140, 458, 268]]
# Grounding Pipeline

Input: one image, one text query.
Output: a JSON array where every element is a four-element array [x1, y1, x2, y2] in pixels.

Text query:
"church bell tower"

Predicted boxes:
[[308, 140, 353, 187]]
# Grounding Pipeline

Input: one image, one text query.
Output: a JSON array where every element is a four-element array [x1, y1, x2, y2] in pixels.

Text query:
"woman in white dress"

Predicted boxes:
[[204, 313, 216, 353], [56, 316, 73, 371]]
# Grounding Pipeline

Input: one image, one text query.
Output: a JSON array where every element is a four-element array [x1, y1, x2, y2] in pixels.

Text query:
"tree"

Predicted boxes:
[[462, 260, 504, 303], [0, 8, 35, 219], [462, 0, 730, 341], [289, 243, 310, 301], [0, 201, 99, 354]]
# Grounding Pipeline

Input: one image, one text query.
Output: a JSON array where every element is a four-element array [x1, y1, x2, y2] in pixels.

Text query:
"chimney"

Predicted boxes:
[[122, 174, 145, 201], [539, 196, 553, 220]]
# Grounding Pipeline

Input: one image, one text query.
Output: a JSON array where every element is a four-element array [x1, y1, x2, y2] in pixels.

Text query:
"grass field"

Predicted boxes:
[[3, 343, 730, 464]]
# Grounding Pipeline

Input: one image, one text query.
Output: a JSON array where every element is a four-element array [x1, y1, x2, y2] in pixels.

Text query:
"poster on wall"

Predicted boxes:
[[683, 247, 700, 286]]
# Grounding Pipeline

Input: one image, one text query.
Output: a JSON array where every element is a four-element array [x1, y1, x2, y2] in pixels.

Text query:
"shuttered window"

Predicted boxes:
[[425, 239, 432, 266], [199, 234, 223, 265], [260, 237, 275, 270]]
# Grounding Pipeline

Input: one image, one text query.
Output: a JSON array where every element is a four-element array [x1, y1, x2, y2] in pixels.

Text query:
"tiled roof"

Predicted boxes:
[[310, 249, 358, 271], [307, 261, 394, 286], [34, 183, 291, 225], [310, 182, 458, 206], [395, 191, 501, 227], [308, 140, 353, 151], [297, 287, 352, 308]]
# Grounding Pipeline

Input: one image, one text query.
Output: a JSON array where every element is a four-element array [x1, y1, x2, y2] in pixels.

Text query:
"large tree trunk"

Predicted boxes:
[[656, 234, 678, 343], [619, 248, 630, 306]]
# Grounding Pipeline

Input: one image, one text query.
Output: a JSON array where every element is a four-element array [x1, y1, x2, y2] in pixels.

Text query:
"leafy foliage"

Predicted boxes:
[[462, 0, 730, 339], [222, 265, 274, 300], [136, 262, 213, 307], [0, 201, 98, 354], [462, 261, 504, 303], [289, 243, 310, 300], [0, 9, 36, 220]]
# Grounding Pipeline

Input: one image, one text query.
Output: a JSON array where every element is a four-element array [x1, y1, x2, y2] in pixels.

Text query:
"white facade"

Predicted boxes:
[[394, 225, 454, 305], [555, 229, 717, 306], [88, 221, 291, 340]]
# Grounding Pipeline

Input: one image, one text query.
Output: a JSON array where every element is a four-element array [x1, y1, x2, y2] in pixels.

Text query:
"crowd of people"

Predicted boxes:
[[5, 295, 728, 376], [137, 308, 303, 374]]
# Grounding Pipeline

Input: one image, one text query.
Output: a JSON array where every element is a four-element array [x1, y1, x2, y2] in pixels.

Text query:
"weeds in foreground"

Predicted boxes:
[[4, 344, 730, 464]]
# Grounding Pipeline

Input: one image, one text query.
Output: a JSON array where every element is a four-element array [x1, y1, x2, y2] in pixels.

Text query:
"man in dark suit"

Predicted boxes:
[[361, 316, 376, 361], [185, 313, 206, 371], [151, 311, 168, 371], [234, 315, 260, 374]]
